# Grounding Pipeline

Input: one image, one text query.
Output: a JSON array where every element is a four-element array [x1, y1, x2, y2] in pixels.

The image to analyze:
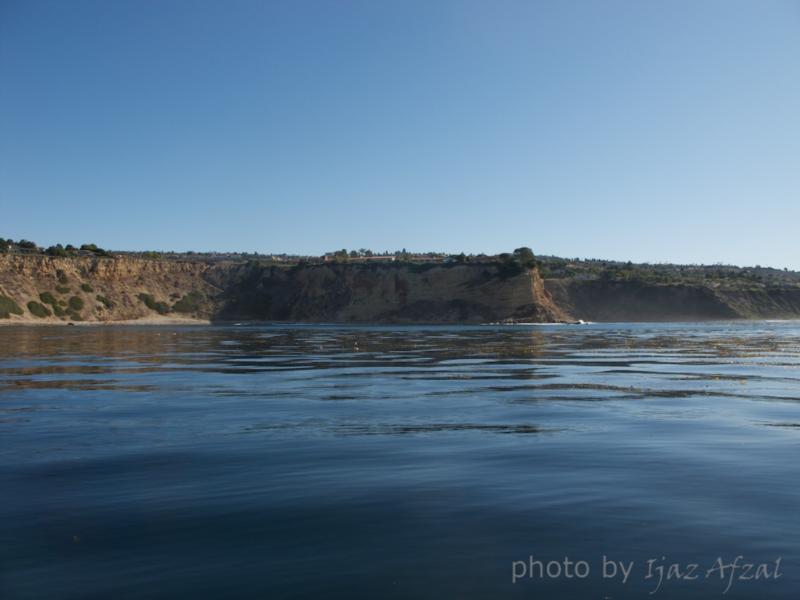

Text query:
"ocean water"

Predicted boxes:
[[1, 322, 799, 599]]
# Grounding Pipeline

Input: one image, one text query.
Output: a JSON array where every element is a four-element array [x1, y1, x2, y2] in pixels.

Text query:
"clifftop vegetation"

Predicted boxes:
[[2, 236, 798, 291], [0, 238, 111, 258]]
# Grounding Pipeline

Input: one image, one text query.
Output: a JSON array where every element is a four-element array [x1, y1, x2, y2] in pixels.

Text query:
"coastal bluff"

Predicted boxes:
[[1, 254, 799, 324], [0, 255, 565, 324]]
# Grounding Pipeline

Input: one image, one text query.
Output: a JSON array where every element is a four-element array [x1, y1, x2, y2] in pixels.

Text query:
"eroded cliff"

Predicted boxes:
[[0, 256, 566, 324], [217, 262, 567, 323]]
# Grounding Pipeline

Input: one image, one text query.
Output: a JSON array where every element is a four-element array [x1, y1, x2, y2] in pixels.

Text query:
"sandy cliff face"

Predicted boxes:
[[0, 256, 565, 324], [0, 255, 226, 323]]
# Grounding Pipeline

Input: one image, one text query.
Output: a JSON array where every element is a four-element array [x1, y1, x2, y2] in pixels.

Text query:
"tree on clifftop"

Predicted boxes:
[[80, 243, 111, 257], [513, 247, 536, 268]]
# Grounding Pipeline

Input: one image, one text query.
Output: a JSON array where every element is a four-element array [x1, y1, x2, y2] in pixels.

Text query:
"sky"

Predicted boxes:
[[1, 1, 798, 268]]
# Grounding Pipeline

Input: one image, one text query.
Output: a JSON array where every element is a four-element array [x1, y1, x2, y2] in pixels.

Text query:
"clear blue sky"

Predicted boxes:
[[1, 1, 798, 267]]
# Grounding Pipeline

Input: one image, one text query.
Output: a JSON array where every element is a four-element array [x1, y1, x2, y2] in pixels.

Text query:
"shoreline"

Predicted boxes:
[[0, 316, 211, 326], [3, 317, 800, 327]]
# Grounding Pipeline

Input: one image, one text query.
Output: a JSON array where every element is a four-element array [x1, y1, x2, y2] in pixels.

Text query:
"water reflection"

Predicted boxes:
[[2, 323, 799, 404]]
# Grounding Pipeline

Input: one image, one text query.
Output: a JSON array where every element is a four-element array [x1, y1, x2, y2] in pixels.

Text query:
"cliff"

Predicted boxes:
[[0, 255, 566, 324], [2, 254, 799, 324], [216, 262, 567, 323]]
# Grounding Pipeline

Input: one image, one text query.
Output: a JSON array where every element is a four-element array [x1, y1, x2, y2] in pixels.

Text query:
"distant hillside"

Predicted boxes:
[[537, 255, 800, 289], [545, 279, 800, 322]]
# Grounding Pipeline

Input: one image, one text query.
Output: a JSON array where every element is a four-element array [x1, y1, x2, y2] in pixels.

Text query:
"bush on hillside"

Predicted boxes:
[[138, 293, 171, 315], [96, 295, 114, 309], [172, 291, 204, 313], [68, 296, 84, 311], [27, 301, 51, 318], [39, 292, 58, 306], [0, 295, 23, 318]]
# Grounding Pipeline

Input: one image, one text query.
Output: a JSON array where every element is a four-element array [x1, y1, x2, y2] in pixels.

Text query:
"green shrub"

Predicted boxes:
[[53, 304, 67, 318], [68, 310, 84, 322], [39, 291, 58, 306], [138, 293, 171, 315], [96, 295, 114, 309], [55, 285, 70, 294], [68, 296, 84, 311], [0, 295, 23, 318], [56, 269, 69, 284], [172, 291, 204, 313], [80, 283, 94, 292], [27, 301, 51, 318]]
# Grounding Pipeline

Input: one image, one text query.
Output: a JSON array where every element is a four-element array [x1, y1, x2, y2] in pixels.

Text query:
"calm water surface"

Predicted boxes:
[[1, 322, 800, 599]]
